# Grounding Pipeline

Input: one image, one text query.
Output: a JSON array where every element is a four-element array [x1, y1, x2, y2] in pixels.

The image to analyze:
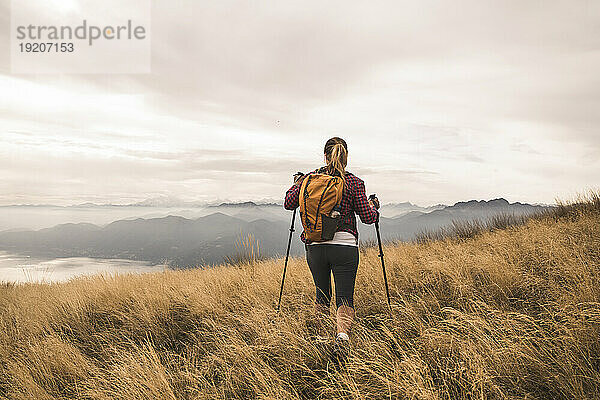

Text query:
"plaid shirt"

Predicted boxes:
[[284, 168, 379, 243]]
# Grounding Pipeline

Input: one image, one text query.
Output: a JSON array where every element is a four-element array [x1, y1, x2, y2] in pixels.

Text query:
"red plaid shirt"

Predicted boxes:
[[284, 168, 379, 243]]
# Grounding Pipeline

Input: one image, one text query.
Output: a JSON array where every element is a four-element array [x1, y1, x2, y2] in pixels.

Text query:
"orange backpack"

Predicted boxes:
[[299, 173, 344, 242]]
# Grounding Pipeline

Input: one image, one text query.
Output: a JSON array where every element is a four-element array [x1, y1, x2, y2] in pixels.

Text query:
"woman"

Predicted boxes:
[[284, 137, 379, 345]]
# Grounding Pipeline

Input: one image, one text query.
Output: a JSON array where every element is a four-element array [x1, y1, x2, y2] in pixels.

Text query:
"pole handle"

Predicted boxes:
[[369, 193, 380, 223]]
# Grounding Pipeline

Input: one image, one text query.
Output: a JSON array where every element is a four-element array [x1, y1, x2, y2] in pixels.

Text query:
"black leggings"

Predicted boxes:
[[306, 244, 359, 309]]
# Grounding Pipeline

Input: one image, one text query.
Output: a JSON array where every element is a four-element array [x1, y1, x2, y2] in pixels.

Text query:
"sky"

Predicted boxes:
[[0, 0, 599, 206]]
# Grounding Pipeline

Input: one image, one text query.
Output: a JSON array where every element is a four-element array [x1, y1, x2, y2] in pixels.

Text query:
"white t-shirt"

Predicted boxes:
[[308, 231, 358, 247]]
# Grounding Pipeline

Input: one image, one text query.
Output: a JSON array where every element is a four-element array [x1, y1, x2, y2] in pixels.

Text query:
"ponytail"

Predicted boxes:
[[324, 137, 348, 177]]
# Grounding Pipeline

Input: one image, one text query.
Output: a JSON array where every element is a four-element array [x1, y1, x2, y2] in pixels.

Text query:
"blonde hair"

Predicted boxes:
[[324, 137, 348, 177]]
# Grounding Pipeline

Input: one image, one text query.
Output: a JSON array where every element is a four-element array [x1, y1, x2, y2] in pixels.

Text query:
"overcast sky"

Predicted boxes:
[[1, 0, 598, 206]]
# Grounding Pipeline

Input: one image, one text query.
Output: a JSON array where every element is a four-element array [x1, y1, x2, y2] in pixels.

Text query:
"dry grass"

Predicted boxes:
[[225, 233, 262, 268], [415, 213, 531, 243], [0, 192, 599, 399]]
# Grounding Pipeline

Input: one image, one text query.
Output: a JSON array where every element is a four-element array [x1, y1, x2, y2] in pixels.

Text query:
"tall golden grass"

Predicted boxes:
[[0, 192, 599, 399]]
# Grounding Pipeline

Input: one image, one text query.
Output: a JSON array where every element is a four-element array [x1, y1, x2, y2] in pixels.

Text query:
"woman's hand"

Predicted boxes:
[[293, 172, 305, 186], [369, 196, 380, 210]]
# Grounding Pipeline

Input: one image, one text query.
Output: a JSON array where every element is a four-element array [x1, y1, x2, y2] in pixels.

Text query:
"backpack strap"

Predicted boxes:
[[301, 174, 314, 230]]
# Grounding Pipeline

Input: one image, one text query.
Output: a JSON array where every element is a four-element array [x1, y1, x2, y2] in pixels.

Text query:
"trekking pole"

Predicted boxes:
[[277, 172, 303, 311], [369, 194, 391, 309], [277, 208, 296, 311]]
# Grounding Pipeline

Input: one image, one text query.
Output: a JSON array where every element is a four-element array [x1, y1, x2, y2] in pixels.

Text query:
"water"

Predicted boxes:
[[0, 251, 165, 283]]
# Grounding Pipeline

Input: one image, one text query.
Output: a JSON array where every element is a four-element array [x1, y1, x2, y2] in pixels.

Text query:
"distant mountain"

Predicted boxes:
[[130, 196, 207, 208], [204, 201, 289, 223], [0, 198, 552, 268], [1, 198, 284, 209], [370, 198, 551, 241], [380, 201, 446, 218], [210, 201, 281, 208], [103, 197, 282, 208], [0, 213, 303, 267]]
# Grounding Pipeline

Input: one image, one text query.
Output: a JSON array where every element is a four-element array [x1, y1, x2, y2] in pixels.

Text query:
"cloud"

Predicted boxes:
[[0, 0, 598, 205]]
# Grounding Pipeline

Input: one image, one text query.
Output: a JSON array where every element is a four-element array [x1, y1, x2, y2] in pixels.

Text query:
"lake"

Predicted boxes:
[[0, 251, 165, 283]]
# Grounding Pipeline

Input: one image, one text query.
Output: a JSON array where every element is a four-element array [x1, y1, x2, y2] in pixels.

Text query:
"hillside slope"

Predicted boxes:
[[0, 195, 598, 399]]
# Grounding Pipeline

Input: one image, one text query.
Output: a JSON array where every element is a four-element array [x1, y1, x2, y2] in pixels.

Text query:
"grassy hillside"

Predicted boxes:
[[0, 194, 599, 399]]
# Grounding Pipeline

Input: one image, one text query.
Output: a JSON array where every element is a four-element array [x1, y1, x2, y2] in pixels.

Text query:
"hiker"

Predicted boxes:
[[284, 137, 380, 346]]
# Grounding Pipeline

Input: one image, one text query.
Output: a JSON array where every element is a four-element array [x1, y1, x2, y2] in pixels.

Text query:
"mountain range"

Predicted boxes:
[[380, 201, 446, 217], [0, 198, 551, 267]]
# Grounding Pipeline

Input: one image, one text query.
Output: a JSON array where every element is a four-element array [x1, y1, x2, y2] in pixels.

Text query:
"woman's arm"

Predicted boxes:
[[284, 183, 301, 210], [283, 173, 307, 210], [353, 179, 379, 224]]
